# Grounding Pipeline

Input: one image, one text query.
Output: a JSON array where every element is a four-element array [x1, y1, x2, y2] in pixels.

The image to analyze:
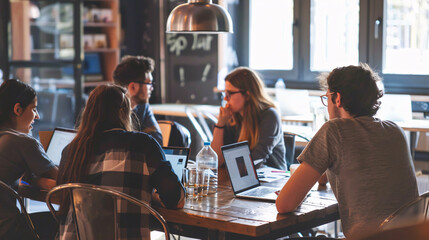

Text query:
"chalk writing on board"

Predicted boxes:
[[191, 34, 213, 51], [166, 34, 187, 56], [179, 67, 185, 87], [166, 33, 215, 56], [201, 63, 211, 82]]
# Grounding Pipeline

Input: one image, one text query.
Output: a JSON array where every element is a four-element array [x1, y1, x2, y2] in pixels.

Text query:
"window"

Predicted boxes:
[[239, 0, 429, 94], [384, 0, 429, 75], [310, 0, 359, 72], [249, 0, 294, 70]]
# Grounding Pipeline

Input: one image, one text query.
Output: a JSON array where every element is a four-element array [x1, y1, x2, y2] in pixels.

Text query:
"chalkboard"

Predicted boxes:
[[165, 1, 219, 104]]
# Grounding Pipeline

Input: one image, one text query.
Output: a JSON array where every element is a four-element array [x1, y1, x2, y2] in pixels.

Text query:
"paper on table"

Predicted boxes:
[[254, 159, 264, 165], [257, 166, 290, 183]]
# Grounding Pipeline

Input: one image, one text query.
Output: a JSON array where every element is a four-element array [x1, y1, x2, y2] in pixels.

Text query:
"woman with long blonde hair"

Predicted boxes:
[[57, 85, 184, 240], [212, 67, 286, 172]]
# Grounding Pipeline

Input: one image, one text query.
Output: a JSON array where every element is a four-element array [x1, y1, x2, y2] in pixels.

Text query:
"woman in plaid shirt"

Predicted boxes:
[[57, 85, 185, 239]]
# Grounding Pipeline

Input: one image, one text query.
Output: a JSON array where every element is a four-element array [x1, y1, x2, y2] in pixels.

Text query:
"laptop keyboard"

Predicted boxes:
[[241, 187, 276, 196]]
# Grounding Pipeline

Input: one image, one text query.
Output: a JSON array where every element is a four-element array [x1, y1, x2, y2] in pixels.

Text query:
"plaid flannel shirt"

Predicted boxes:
[[58, 130, 183, 240]]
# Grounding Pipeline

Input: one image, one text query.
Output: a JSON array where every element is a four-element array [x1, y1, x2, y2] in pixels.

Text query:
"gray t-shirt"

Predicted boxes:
[[224, 107, 286, 170], [0, 129, 55, 232], [298, 116, 418, 239]]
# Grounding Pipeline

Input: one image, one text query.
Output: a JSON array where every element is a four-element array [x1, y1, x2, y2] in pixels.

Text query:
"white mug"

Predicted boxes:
[[289, 163, 300, 176]]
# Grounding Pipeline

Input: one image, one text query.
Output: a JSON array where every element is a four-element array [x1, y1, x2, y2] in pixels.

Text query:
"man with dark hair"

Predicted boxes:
[[113, 55, 162, 144], [276, 64, 418, 239]]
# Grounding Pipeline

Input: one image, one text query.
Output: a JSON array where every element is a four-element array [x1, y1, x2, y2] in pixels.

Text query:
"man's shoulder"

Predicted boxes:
[[330, 116, 401, 129]]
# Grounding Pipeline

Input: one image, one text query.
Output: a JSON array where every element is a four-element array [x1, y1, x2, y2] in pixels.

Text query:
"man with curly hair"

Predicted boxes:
[[276, 64, 418, 239]]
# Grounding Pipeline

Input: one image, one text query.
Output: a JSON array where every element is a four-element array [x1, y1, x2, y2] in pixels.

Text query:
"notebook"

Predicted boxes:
[[162, 146, 190, 181], [221, 141, 279, 202], [46, 128, 77, 165]]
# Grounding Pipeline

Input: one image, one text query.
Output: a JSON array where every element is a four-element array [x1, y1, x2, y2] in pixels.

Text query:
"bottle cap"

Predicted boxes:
[[204, 142, 211, 146]]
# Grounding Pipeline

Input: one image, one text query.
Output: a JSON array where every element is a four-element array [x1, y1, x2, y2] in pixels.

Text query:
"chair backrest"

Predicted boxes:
[[0, 180, 40, 239], [283, 131, 311, 170], [46, 183, 171, 240], [185, 106, 216, 143], [284, 133, 297, 170], [158, 120, 191, 148], [158, 121, 173, 147], [379, 191, 429, 231]]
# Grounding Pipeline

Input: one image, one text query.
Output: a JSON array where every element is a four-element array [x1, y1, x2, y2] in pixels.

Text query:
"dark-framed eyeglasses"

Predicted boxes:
[[131, 81, 155, 87], [222, 90, 245, 100], [320, 92, 336, 107]]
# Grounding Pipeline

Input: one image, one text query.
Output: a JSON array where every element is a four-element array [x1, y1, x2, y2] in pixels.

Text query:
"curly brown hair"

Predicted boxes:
[[319, 63, 384, 117], [113, 55, 155, 87]]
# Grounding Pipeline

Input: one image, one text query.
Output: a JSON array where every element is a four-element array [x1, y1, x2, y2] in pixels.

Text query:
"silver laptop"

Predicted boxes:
[[221, 141, 279, 202], [162, 146, 190, 181], [46, 128, 77, 165]]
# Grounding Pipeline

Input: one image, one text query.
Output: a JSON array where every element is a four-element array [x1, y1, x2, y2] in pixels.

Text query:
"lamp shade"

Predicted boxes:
[[166, 0, 233, 34]]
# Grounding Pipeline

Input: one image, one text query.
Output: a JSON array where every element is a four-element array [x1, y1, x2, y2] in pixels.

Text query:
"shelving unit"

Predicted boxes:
[[25, 0, 120, 85], [82, 0, 120, 84], [0, 0, 120, 129]]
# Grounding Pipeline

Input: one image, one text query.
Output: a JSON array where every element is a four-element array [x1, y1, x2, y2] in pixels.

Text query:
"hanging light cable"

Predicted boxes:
[[166, 0, 233, 34]]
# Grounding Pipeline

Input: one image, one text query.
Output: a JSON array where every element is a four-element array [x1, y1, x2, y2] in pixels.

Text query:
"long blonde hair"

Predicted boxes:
[[57, 85, 133, 214], [226, 67, 276, 149]]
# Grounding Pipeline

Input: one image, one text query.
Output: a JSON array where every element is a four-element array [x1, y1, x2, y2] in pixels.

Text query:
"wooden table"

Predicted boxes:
[[152, 104, 219, 118], [282, 118, 429, 155], [396, 120, 429, 159], [156, 179, 339, 240], [282, 114, 314, 124], [19, 176, 338, 240]]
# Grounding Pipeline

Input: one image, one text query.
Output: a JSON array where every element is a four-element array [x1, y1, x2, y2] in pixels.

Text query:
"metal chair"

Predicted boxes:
[[283, 131, 311, 170], [46, 183, 172, 240], [0, 180, 40, 240], [379, 191, 429, 230], [185, 106, 217, 143]]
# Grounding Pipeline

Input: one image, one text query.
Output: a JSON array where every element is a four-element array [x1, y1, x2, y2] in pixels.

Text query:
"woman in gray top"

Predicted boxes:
[[0, 79, 58, 240], [211, 67, 286, 174]]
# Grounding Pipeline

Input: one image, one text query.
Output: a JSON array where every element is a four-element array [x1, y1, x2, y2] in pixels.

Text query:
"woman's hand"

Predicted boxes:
[[218, 103, 233, 126]]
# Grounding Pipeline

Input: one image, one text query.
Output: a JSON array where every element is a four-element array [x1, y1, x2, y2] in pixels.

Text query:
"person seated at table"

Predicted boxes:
[[56, 84, 185, 239], [211, 67, 286, 171], [113, 55, 162, 145], [276, 64, 418, 239], [0, 79, 58, 240]]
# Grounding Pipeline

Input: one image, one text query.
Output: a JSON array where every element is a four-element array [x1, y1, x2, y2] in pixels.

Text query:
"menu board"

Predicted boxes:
[[164, 1, 219, 104]]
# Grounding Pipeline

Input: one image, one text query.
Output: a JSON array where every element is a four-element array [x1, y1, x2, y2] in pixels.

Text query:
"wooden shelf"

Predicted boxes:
[[11, 0, 119, 87], [31, 49, 56, 54], [84, 22, 117, 27], [30, 22, 71, 28], [31, 48, 118, 54], [85, 48, 118, 53]]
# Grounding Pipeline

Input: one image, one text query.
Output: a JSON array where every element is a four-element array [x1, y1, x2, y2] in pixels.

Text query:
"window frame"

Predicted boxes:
[[238, 0, 429, 95]]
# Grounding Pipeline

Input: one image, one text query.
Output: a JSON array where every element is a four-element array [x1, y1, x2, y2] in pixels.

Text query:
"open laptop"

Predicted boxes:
[[162, 147, 190, 181], [221, 141, 279, 202], [46, 128, 77, 165]]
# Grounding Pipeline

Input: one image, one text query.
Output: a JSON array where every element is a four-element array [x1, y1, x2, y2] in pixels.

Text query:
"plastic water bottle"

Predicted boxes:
[[275, 78, 286, 101], [275, 78, 286, 89], [196, 142, 218, 195]]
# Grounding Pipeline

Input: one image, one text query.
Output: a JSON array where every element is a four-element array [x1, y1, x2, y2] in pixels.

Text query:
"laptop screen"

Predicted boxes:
[[162, 147, 189, 181], [221, 141, 260, 193], [46, 128, 76, 165]]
